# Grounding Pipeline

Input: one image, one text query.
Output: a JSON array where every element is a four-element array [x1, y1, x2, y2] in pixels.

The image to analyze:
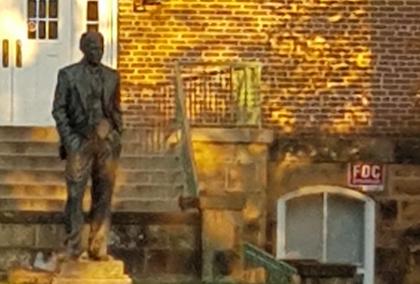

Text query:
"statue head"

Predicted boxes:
[[80, 31, 104, 66]]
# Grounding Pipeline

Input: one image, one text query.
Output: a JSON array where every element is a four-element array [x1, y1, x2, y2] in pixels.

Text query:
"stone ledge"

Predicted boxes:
[[0, 211, 201, 225], [58, 260, 125, 279], [52, 278, 131, 284], [283, 260, 356, 278], [8, 267, 53, 284], [200, 194, 246, 210], [191, 128, 274, 144]]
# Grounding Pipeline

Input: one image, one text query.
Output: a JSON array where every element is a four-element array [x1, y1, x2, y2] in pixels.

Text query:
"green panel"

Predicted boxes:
[[232, 65, 261, 126], [244, 242, 296, 284]]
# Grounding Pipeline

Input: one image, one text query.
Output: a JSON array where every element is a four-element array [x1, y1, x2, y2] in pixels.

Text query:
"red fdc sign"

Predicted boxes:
[[348, 163, 384, 186]]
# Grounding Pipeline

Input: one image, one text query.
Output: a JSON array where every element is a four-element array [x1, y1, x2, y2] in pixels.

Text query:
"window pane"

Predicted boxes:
[[39, 0, 46, 18], [28, 20, 37, 39], [28, 0, 36, 18], [327, 194, 364, 265], [49, 0, 58, 18], [48, 21, 58, 39], [87, 24, 98, 32], [286, 194, 323, 260], [38, 21, 46, 39], [87, 1, 98, 21]]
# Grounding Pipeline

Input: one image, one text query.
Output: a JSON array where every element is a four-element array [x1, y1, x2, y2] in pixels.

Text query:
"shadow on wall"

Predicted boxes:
[[116, 0, 420, 136]]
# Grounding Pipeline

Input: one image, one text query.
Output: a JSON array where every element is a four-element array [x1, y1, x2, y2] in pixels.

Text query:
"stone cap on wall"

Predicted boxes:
[[191, 128, 274, 144], [283, 259, 357, 278]]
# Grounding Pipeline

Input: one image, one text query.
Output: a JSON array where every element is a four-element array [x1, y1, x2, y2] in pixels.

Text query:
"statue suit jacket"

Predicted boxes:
[[52, 61, 123, 159]]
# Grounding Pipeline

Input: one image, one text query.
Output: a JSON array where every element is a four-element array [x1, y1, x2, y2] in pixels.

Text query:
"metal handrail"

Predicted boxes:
[[174, 62, 199, 197], [244, 242, 297, 284]]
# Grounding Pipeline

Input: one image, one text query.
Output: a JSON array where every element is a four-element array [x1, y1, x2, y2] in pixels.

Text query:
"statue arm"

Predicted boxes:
[[52, 70, 78, 150], [113, 73, 123, 134]]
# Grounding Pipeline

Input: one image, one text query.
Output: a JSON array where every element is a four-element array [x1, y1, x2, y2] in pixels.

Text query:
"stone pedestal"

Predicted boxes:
[[52, 260, 132, 284], [8, 267, 54, 284], [8, 260, 132, 284]]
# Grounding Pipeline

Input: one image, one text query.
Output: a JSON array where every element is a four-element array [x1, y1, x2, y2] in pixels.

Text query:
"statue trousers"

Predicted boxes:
[[64, 132, 120, 259]]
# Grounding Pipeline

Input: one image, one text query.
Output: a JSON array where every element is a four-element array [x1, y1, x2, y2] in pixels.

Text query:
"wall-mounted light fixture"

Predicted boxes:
[[134, 0, 162, 12]]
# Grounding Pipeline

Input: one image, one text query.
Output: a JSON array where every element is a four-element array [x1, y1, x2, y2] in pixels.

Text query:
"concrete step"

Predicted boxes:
[[0, 155, 181, 171], [0, 127, 175, 144], [0, 141, 176, 157], [0, 197, 182, 212], [0, 183, 185, 199], [0, 169, 185, 186]]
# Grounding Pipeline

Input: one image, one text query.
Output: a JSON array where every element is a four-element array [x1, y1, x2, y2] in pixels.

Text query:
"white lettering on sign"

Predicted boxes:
[[348, 163, 384, 187]]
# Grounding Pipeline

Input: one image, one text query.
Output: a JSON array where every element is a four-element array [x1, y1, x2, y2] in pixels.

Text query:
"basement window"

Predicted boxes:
[[276, 186, 375, 284]]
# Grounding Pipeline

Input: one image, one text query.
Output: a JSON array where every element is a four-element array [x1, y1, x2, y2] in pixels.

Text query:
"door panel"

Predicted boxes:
[[0, 1, 24, 125], [0, 39, 12, 125], [0, 0, 116, 126], [13, 0, 72, 125]]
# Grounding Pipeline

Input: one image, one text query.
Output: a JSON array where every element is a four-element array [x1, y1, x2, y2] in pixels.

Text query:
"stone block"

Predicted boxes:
[[213, 249, 240, 276], [52, 278, 131, 284], [109, 248, 145, 277], [401, 202, 420, 225], [8, 267, 53, 284], [202, 209, 243, 281], [52, 259, 132, 284], [392, 179, 420, 195], [166, 249, 200, 275], [35, 225, 66, 249], [375, 247, 407, 274], [165, 225, 197, 250], [200, 194, 246, 210], [0, 248, 33, 271], [378, 199, 398, 222], [376, 228, 401, 249], [145, 225, 169, 249], [110, 225, 147, 250], [241, 267, 267, 284], [202, 210, 242, 250], [391, 165, 416, 178], [197, 166, 228, 195], [247, 144, 267, 156], [243, 193, 266, 223], [58, 260, 125, 278], [0, 224, 36, 248], [144, 249, 168, 275], [228, 163, 258, 193]]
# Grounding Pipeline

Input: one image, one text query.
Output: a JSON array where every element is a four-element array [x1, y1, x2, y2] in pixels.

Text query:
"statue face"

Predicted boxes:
[[81, 36, 104, 66]]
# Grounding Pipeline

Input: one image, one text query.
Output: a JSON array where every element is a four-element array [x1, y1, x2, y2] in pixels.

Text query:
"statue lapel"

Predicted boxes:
[[73, 64, 90, 112], [100, 65, 114, 110]]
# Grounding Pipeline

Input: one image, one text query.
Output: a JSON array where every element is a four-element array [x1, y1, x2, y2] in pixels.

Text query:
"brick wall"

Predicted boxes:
[[118, 0, 420, 136]]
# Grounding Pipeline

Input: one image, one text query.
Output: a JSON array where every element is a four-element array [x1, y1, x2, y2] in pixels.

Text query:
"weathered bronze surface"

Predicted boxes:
[[52, 31, 122, 261]]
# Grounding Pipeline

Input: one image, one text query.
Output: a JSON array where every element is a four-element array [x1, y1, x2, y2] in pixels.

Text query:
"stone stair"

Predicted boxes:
[[0, 126, 186, 213], [0, 127, 201, 282]]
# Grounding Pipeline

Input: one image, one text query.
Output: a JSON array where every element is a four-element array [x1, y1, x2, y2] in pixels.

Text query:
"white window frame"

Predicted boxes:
[[276, 185, 375, 284]]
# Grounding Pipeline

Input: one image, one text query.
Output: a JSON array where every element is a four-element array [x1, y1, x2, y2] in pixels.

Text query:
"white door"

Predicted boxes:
[[0, 0, 22, 125], [0, 0, 117, 126]]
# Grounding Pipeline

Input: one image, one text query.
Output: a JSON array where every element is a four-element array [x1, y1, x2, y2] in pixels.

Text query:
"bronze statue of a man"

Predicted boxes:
[[52, 31, 122, 261]]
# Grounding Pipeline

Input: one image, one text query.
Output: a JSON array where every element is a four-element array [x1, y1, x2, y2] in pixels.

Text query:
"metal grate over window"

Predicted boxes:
[[27, 0, 58, 40]]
